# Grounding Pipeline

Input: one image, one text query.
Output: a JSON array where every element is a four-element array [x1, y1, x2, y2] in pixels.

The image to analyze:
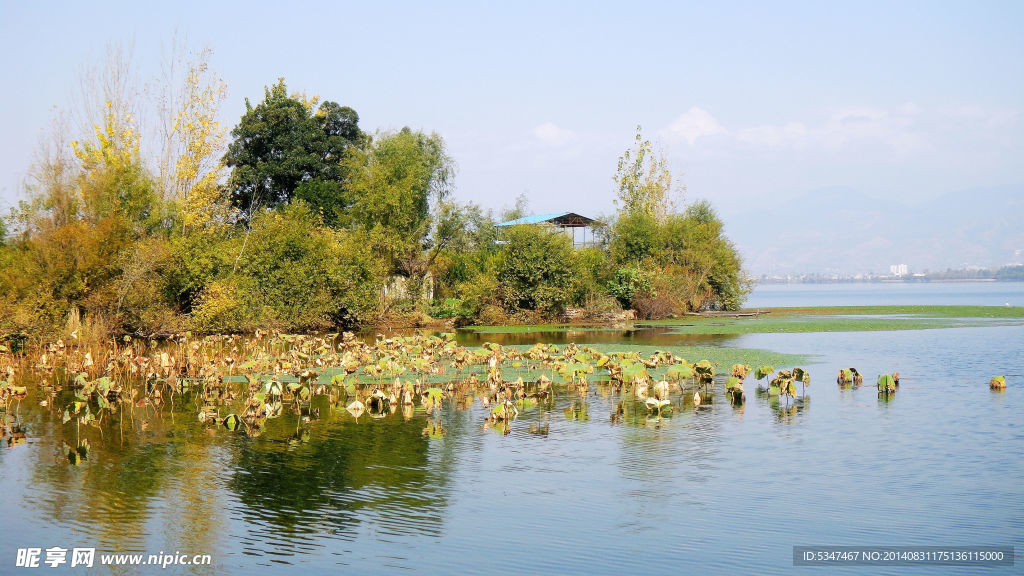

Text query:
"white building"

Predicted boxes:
[[890, 264, 908, 277]]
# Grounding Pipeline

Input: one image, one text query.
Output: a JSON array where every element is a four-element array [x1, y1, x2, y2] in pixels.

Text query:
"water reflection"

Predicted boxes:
[[227, 402, 448, 547], [453, 326, 741, 347]]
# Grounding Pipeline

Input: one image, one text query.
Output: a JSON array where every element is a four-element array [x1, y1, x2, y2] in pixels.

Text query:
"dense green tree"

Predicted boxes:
[[605, 129, 749, 313], [343, 128, 455, 306], [344, 128, 452, 235], [224, 79, 362, 219], [609, 210, 658, 265], [186, 202, 382, 332], [497, 225, 575, 314], [660, 201, 750, 310]]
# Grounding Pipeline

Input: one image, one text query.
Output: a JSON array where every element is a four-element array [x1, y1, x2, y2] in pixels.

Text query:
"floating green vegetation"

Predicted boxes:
[[759, 305, 1024, 319], [642, 305, 1024, 335], [462, 306, 1024, 338]]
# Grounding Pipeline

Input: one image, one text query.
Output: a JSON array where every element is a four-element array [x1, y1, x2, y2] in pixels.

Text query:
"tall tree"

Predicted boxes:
[[342, 128, 455, 305], [156, 47, 231, 233], [612, 126, 680, 220], [224, 79, 362, 220]]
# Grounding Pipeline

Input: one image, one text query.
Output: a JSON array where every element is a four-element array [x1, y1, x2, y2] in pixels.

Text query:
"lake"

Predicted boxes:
[[748, 281, 1024, 308], [1, 286, 1021, 574]]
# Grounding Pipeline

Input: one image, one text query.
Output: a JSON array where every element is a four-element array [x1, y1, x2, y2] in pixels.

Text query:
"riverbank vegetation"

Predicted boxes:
[[0, 48, 748, 342]]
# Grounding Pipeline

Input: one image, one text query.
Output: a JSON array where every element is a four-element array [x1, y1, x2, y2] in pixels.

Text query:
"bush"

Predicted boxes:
[[428, 298, 471, 319], [178, 202, 382, 333], [197, 203, 381, 332], [497, 225, 575, 315], [607, 266, 653, 308], [570, 246, 611, 306], [190, 277, 261, 333], [575, 292, 624, 322], [477, 304, 511, 326], [609, 210, 658, 265], [632, 265, 699, 319]]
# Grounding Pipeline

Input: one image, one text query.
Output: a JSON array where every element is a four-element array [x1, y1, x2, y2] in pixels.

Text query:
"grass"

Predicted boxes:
[[449, 305, 1023, 374]]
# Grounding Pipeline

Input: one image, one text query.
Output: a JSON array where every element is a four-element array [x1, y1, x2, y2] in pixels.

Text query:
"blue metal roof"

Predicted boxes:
[[496, 212, 595, 227], [496, 213, 570, 226]]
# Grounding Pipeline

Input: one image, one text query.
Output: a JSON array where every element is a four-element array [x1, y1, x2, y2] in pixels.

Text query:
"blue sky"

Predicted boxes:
[[2, 1, 1021, 273]]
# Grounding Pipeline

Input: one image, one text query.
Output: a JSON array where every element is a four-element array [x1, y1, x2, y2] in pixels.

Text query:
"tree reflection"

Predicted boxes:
[[226, 397, 450, 541]]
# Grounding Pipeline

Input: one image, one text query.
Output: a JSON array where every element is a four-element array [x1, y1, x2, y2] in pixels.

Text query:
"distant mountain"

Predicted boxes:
[[722, 186, 1024, 275]]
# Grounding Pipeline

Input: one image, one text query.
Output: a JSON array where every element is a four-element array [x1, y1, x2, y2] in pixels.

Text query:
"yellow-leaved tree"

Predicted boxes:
[[612, 126, 681, 221], [158, 48, 231, 233]]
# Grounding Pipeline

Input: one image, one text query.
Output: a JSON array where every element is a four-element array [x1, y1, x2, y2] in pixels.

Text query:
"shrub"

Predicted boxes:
[[497, 225, 575, 315], [570, 246, 611, 306], [190, 277, 261, 333], [182, 202, 383, 333], [607, 266, 653, 308], [609, 210, 658, 265]]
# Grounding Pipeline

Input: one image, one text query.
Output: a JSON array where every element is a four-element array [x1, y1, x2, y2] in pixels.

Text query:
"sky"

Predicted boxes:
[[1, 0, 1022, 275]]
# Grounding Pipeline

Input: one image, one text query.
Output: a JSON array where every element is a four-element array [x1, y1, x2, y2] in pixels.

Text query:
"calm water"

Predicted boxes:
[[748, 281, 1024, 308], [1, 290, 1022, 574]]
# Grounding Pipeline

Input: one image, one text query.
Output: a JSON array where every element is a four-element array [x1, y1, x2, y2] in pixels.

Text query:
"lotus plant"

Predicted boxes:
[[754, 366, 775, 391], [725, 376, 745, 404], [877, 374, 897, 395]]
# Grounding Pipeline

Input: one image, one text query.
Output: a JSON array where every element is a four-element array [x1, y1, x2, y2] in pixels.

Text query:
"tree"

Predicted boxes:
[[613, 126, 680, 220], [344, 128, 453, 235], [663, 201, 750, 310], [607, 127, 750, 314], [499, 193, 530, 222], [342, 128, 455, 305], [224, 79, 362, 220], [609, 209, 658, 265], [156, 47, 231, 233], [498, 225, 575, 314]]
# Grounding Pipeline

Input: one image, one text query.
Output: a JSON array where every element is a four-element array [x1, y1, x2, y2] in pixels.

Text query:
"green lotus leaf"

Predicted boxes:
[[665, 363, 693, 380]]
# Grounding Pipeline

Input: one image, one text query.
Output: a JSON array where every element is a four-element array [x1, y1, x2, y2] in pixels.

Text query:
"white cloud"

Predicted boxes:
[[693, 105, 937, 156], [665, 107, 724, 146], [736, 122, 808, 150], [819, 106, 931, 156], [532, 122, 576, 147]]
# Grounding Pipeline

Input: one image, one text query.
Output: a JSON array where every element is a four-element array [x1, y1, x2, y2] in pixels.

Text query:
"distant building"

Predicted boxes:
[[495, 212, 600, 248], [890, 264, 908, 277]]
